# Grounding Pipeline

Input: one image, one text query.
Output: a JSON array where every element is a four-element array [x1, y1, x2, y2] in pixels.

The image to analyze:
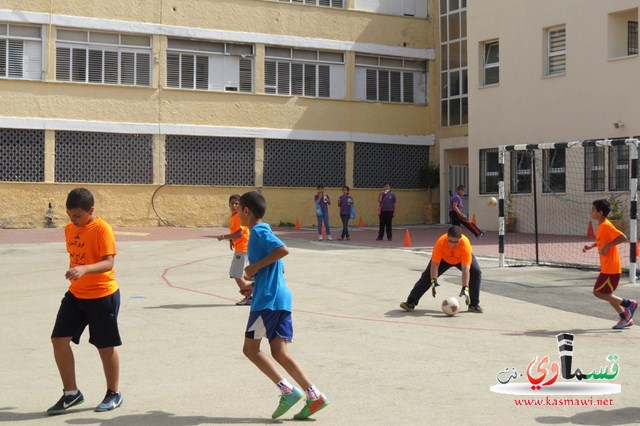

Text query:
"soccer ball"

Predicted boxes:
[[441, 297, 460, 316], [487, 197, 498, 207]]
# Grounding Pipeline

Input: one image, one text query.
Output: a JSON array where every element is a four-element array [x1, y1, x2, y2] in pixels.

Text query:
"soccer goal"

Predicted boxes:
[[497, 137, 638, 282]]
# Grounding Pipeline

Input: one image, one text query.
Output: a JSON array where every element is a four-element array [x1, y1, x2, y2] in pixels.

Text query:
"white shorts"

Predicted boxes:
[[229, 252, 249, 279]]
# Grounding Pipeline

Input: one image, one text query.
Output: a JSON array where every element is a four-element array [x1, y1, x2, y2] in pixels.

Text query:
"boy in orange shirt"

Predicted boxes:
[[217, 194, 253, 305], [399, 225, 483, 313], [583, 199, 637, 329], [48, 188, 123, 415]]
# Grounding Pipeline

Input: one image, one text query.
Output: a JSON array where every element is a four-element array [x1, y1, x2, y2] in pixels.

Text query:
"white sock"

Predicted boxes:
[[64, 390, 79, 396], [276, 379, 294, 394], [306, 385, 320, 400]]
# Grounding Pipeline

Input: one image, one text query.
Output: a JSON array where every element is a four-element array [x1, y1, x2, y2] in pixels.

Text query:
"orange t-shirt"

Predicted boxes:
[[432, 233, 473, 266], [596, 219, 623, 274], [65, 216, 118, 299], [229, 212, 249, 253]]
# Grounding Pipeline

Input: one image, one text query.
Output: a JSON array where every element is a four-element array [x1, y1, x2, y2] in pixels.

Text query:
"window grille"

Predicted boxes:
[[584, 145, 605, 192], [56, 29, 151, 86], [547, 26, 566, 75], [509, 151, 533, 194], [0, 23, 42, 80], [165, 135, 254, 186], [542, 148, 566, 193], [479, 148, 499, 194], [55, 131, 153, 183], [609, 145, 629, 191], [263, 139, 344, 187], [355, 54, 426, 104], [0, 128, 44, 182], [629, 21, 638, 55], [354, 143, 428, 189]]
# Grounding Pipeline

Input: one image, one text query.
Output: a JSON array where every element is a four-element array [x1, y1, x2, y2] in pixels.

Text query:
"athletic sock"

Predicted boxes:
[[64, 390, 79, 396], [305, 385, 320, 400], [621, 299, 631, 308], [619, 312, 626, 319], [276, 379, 293, 394]]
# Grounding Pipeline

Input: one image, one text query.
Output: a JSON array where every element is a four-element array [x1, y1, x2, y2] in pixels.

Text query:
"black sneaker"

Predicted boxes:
[[400, 301, 415, 312], [47, 391, 84, 415], [94, 390, 123, 412], [468, 304, 484, 313]]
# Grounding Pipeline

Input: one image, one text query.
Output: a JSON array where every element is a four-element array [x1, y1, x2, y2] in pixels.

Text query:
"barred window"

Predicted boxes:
[[56, 29, 151, 86], [0, 23, 42, 80], [542, 148, 566, 193], [0, 128, 44, 182], [166, 38, 253, 92], [278, 0, 344, 7], [510, 151, 532, 194], [355, 55, 426, 104], [55, 131, 153, 183], [546, 25, 566, 76], [584, 145, 605, 192], [354, 143, 428, 189], [609, 145, 629, 191], [264, 47, 344, 99], [479, 148, 498, 194], [629, 21, 638, 55]]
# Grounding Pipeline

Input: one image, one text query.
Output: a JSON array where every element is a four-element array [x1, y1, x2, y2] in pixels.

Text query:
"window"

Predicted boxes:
[[543, 148, 566, 193], [278, 0, 344, 7], [510, 151, 532, 193], [482, 40, 499, 85], [546, 25, 566, 76], [353, 0, 428, 18], [265, 47, 344, 99], [440, 0, 467, 126], [355, 55, 426, 104], [167, 39, 253, 92], [0, 23, 42, 80], [479, 148, 499, 194], [584, 145, 605, 192], [630, 21, 639, 55], [56, 29, 151, 86], [609, 145, 629, 191]]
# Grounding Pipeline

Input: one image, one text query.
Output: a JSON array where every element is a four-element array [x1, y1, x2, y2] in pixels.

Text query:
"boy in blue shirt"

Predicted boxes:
[[238, 191, 329, 420]]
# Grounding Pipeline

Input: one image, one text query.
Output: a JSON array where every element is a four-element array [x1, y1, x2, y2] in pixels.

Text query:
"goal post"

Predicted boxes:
[[497, 137, 638, 283]]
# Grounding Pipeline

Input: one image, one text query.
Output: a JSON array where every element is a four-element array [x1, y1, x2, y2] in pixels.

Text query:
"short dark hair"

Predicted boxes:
[[593, 199, 611, 217], [317, 184, 324, 190], [229, 194, 241, 203], [342, 186, 350, 192], [239, 191, 266, 219], [66, 188, 94, 211], [456, 185, 465, 191], [447, 225, 462, 238]]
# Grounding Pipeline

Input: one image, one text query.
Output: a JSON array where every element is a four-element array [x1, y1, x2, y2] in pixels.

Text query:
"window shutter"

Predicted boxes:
[[56, 47, 70, 81], [88, 49, 103, 83], [23, 40, 42, 80], [181, 54, 194, 89], [328, 65, 345, 99], [239, 58, 252, 92], [0, 41, 6, 77], [222, 56, 239, 91], [104, 51, 118, 84], [136, 52, 151, 86], [277, 61, 290, 94], [264, 60, 276, 93], [318, 64, 330, 97], [194, 55, 208, 90], [548, 27, 566, 74], [120, 51, 135, 85], [319, 0, 331, 6], [332, 0, 344, 7], [403, 72, 414, 103], [71, 48, 87, 82], [304, 63, 316, 96], [379, 70, 389, 101], [291, 62, 303, 95], [167, 53, 180, 87], [8, 40, 23, 78], [390, 70, 401, 102], [366, 69, 377, 100]]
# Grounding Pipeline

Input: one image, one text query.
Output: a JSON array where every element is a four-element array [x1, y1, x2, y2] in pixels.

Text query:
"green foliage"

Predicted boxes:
[[419, 162, 440, 190], [607, 193, 626, 220], [278, 221, 295, 227]]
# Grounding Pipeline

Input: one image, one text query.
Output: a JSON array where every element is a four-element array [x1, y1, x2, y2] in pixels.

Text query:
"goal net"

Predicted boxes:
[[497, 138, 638, 281]]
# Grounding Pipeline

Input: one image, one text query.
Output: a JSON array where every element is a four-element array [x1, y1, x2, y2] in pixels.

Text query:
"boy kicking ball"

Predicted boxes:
[[583, 199, 637, 329], [237, 191, 329, 419]]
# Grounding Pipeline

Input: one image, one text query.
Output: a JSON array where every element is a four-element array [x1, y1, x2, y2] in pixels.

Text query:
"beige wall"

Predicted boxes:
[[0, 183, 430, 229], [467, 0, 640, 231]]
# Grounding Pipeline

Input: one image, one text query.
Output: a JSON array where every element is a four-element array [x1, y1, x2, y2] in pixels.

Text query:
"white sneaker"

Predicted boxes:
[[327, 236, 333, 241], [318, 235, 323, 241]]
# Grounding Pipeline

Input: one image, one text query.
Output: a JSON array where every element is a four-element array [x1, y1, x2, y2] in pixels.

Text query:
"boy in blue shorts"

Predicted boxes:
[[238, 190, 329, 420], [48, 188, 123, 414]]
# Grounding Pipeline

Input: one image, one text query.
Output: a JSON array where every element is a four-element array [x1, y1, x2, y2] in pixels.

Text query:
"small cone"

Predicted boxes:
[[295, 217, 300, 230], [322, 224, 326, 239], [471, 214, 477, 225], [587, 221, 595, 240], [358, 216, 364, 228], [403, 229, 412, 247], [636, 243, 639, 258]]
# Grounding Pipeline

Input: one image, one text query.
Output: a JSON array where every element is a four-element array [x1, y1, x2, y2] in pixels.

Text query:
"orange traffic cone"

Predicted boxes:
[[587, 221, 595, 240], [295, 217, 300, 230], [403, 229, 412, 247], [322, 224, 326, 239], [471, 214, 477, 225], [358, 216, 364, 228]]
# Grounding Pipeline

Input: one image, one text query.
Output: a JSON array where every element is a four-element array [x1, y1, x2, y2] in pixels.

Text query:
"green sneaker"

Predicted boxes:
[[272, 387, 303, 419], [293, 393, 329, 420]]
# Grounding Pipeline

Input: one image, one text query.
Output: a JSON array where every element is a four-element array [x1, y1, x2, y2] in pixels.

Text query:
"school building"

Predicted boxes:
[[0, 0, 438, 229]]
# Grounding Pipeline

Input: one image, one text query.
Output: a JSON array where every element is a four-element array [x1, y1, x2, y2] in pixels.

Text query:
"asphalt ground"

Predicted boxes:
[[1, 225, 640, 425]]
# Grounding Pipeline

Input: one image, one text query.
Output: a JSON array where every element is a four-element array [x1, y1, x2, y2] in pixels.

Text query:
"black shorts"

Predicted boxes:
[[51, 290, 122, 349]]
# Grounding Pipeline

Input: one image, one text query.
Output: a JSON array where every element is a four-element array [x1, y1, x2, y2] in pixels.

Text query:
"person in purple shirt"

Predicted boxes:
[[314, 185, 332, 241], [376, 183, 396, 241], [449, 185, 484, 238], [337, 186, 354, 240]]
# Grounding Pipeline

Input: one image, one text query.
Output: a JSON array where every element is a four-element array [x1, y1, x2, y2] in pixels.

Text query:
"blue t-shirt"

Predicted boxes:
[[248, 222, 292, 312]]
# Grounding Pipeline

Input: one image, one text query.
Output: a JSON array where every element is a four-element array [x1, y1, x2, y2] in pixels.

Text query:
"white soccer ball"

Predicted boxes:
[[441, 297, 460, 317], [487, 197, 498, 207]]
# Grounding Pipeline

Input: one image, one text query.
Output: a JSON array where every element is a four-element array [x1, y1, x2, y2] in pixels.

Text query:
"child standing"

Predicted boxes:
[[449, 185, 484, 238], [583, 199, 637, 329], [238, 190, 329, 420], [217, 194, 252, 306], [337, 186, 354, 240], [314, 185, 332, 240], [48, 188, 123, 415]]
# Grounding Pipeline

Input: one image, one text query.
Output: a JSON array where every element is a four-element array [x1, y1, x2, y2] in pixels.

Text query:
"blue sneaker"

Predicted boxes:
[[47, 391, 84, 415], [94, 390, 123, 412], [272, 387, 303, 419], [613, 317, 629, 330], [627, 300, 638, 320]]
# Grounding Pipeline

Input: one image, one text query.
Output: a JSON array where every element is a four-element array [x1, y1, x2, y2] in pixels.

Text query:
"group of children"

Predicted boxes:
[[46, 186, 637, 420]]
